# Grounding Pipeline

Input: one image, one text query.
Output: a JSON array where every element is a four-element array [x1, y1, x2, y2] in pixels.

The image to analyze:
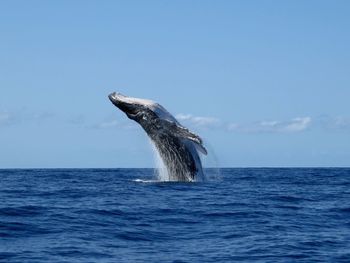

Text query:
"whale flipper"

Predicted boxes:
[[157, 119, 208, 155]]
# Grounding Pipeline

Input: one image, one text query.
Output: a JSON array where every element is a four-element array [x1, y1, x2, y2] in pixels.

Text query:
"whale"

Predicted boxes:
[[108, 92, 207, 182]]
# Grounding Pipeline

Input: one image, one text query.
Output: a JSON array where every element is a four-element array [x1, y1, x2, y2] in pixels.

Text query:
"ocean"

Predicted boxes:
[[1, 168, 350, 262]]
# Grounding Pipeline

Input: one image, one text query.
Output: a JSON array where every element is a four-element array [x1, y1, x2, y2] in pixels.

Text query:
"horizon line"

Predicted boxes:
[[0, 166, 349, 170]]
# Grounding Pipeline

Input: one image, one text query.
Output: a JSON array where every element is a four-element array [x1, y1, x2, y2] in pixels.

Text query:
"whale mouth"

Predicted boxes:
[[108, 92, 117, 101], [108, 92, 124, 104], [108, 92, 140, 118], [108, 92, 128, 108]]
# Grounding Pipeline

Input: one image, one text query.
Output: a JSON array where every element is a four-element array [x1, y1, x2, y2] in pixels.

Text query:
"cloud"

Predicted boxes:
[[68, 114, 86, 125], [0, 111, 16, 126], [176, 113, 312, 133], [175, 114, 221, 128], [89, 114, 350, 133], [332, 116, 350, 130], [317, 115, 350, 131], [0, 109, 55, 127], [227, 117, 311, 133], [90, 119, 138, 130], [279, 117, 311, 132], [92, 120, 120, 129], [31, 111, 56, 123]]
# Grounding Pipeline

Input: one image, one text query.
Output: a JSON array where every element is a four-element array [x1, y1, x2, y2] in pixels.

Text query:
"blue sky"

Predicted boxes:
[[1, 1, 349, 168]]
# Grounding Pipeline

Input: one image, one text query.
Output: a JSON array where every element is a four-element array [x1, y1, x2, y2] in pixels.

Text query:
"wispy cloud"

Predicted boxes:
[[332, 116, 350, 130], [175, 113, 312, 133], [91, 120, 120, 129], [90, 119, 138, 130], [4, 107, 348, 136], [176, 114, 221, 128], [227, 117, 311, 133], [31, 111, 55, 123], [318, 115, 350, 131], [68, 114, 86, 125], [0, 111, 16, 126], [0, 109, 55, 127]]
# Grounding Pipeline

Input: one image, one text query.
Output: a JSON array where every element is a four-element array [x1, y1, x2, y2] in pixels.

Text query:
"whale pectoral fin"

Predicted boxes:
[[160, 119, 208, 155], [178, 126, 207, 155], [194, 143, 208, 155], [175, 125, 202, 144]]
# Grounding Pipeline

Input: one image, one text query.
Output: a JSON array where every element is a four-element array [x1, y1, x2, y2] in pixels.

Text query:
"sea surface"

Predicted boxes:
[[1, 168, 350, 262]]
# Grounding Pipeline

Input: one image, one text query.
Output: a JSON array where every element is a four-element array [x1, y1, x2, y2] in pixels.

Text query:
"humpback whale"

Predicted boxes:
[[108, 92, 207, 182]]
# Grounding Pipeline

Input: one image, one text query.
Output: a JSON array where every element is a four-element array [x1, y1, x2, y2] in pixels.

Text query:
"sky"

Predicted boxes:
[[1, 1, 350, 168]]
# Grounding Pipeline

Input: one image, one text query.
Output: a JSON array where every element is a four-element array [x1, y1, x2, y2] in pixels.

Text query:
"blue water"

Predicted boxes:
[[1, 168, 350, 262]]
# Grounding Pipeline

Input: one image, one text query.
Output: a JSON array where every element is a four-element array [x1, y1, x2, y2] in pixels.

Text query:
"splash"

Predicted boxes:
[[132, 178, 158, 183], [149, 140, 222, 182], [150, 140, 169, 181], [200, 140, 222, 181], [149, 139, 199, 182], [149, 136, 221, 182]]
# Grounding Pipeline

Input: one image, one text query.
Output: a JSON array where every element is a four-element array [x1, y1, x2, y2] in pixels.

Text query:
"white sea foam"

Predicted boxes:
[[132, 178, 158, 183], [149, 140, 170, 181]]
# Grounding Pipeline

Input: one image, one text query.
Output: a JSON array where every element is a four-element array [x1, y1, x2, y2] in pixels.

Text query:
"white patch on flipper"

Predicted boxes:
[[194, 142, 208, 155]]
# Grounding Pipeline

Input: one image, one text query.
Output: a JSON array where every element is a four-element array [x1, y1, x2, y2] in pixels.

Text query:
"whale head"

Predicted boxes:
[[108, 92, 151, 120], [108, 92, 177, 122]]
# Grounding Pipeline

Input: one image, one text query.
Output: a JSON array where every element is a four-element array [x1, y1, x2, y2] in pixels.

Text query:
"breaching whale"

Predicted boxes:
[[108, 92, 207, 182]]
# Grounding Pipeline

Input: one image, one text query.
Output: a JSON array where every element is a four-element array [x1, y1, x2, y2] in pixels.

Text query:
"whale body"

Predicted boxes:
[[108, 92, 207, 181]]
